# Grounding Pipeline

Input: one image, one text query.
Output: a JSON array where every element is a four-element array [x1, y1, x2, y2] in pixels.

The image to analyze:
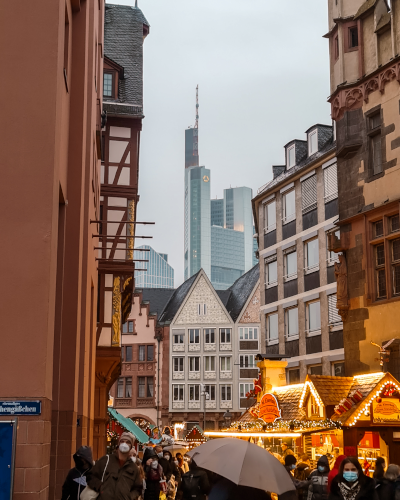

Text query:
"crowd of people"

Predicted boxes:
[[60, 433, 400, 500]]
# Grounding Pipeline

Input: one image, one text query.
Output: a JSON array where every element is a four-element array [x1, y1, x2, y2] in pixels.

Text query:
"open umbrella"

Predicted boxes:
[[187, 438, 295, 496], [163, 443, 189, 455]]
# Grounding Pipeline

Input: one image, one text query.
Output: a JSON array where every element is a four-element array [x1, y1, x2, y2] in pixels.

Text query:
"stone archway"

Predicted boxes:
[[128, 414, 156, 430]]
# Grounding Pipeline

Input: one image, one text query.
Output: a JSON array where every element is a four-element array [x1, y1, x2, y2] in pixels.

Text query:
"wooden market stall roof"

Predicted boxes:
[[108, 408, 150, 444]]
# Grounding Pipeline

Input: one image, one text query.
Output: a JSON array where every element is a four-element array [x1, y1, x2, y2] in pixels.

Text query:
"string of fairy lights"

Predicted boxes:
[[226, 417, 342, 433]]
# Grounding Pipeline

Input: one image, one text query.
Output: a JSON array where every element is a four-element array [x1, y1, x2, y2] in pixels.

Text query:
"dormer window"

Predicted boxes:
[[103, 72, 113, 97], [287, 145, 295, 169], [308, 130, 318, 156]]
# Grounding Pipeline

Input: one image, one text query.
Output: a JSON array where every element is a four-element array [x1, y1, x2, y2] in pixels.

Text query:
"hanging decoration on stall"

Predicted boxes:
[[149, 427, 163, 444], [246, 373, 262, 399], [373, 398, 400, 423], [258, 393, 281, 424], [334, 390, 363, 415]]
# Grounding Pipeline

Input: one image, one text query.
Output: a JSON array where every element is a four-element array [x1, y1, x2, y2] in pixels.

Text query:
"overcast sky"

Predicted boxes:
[[112, 0, 332, 286]]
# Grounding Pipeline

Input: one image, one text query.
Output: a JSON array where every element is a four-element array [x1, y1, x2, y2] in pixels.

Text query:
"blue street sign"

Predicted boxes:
[[0, 421, 16, 500], [0, 401, 41, 416]]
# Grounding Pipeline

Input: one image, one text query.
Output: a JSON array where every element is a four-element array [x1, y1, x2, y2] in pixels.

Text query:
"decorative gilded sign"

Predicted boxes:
[[373, 398, 400, 423], [112, 277, 121, 346], [127, 200, 135, 260], [259, 393, 281, 424]]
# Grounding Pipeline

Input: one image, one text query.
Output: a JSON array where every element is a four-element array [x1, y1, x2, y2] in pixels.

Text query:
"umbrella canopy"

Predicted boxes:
[[163, 444, 189, 455], [187, 438, 295, 496]]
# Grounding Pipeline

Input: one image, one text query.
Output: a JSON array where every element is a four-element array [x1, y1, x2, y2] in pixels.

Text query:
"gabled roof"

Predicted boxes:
[[274, 384, 305, 420], [305, 375, 354, 407], [158, 271, 201, 324], [140, 288, 175, 317], [354, 0, 379, 19], [225, 265, 260, 322]]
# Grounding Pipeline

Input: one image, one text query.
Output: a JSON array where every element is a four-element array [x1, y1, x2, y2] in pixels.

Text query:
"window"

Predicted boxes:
[[305, 238, 319, 272], [324, 163, 338, 203], [138, 377, 145, 398], [173, 333, 184, 344], [239, 383, 254, 399], [147, 377, 154, 397], [283, 190, 296, 223], [265, 258, 278, 287], [370, 113, 381, 130], [189, 385, 200, 401], [349, 26, 358, 48], [204, 329, 215, 344], [284, 249, 297, 280], [121, 347, 124, 362], [139, 345, 153, 362], [103, 72, 113, 97], [204, 356, 215, 372], [374, 220, 384, 238], [287, 146, 295, 169], [333, 362, 345, 377], [328, 294, 343, 328], [221, 385, 232, 401], [310, 394, 319, 416], [306, 300, 321, 335], [173, 358, 184, 372], [239, 327, 258, 340], [308, 130, 318, 156], [189, 357, 200, 372], [204, 385, 216, 400], [327, 231, 340, 265], [239, 354, 255, 368], [173, 385, 184, 401], [220, 328, 231, 344], [265, 201, 276, 233], [285, 307, 299, 339], [334, 34, 339, 60], [220, 357, 231, 372], [302, 175, 317, 214], [138, 377, 153, 398], [371, 131, 382, 175], [126, 346, 133, 362], [189, 329, 200, 344], [392, 239, 400, 295], [139, 346, 145, 362], [375, 243, 386, 298], [147, 345, 154, 361], [122, 321, 134, 334], [309, 365, 323, 376], [125, 377, 132, 397], [390, 215, 400, 233], [288, 369, 300, 384], [198, 303, 207, 316], [266, 313, 279, 344], [117, 378, 124, 398]]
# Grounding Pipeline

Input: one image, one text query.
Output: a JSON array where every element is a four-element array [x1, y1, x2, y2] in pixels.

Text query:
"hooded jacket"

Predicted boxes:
[[61, 446, 93, 500], [294, 462, 312, 500], [328, 456, 346, 492], [308, 456, 330, 500]]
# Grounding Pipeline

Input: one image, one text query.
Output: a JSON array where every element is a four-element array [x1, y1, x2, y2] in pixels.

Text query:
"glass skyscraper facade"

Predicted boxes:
[[134, 245, 174, 289]]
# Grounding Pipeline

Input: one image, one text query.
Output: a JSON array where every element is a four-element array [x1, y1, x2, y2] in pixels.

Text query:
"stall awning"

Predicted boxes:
[[108, 408, 149, 444]]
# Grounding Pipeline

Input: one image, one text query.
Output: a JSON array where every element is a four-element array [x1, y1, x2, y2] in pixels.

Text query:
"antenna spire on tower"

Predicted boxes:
[[195, 85, 199, 129], [135, 0, 138, 7]]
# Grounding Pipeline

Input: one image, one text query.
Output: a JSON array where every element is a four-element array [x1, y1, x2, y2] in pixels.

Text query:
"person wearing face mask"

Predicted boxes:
[[176, 453, 189, 475], [86, 432, 143, 500], [284, 455, 311, 497], [155, 445, 172, 480], [61, 446, 93, 500], [328, 457, 378, 500], [142, 447, 165, 500], [307, 455, 330, 500]]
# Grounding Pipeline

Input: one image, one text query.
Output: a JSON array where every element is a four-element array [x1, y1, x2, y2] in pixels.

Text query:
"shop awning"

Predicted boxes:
[[108, 408, 149, 444]]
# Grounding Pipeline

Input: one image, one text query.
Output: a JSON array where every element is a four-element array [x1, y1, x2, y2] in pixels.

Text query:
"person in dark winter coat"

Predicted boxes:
[[294, 455, 312, 500], [61, 446, 93, 500], [87, 432, 143, 500], [328, 456, 346, 492], [284, 455, 311, 499], [328, 457, 379, 500], [373, 457, 385, 481], [143, 446, 165, 500], [375, 464, 399, 500], [181, 460, 210, 500], [208, 476, 272, 500], [308, 455, 330, 500], [155, 445, 172, 480]]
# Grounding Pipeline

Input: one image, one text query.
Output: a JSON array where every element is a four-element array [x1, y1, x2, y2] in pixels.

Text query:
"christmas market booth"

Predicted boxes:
[[184, 424, 207, 450], [107, 408, 150, 452], [204, 356, 400, 474]]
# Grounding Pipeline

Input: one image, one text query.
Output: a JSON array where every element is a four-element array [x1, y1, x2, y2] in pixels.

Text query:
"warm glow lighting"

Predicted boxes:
[[274, 384, 304, 391], [204, 431, 302, 438], [299, 381, 324, 409], [354, 373, 384, 379]]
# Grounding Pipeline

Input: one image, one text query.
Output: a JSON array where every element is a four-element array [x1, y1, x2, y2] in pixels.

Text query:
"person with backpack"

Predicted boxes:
[[61, 446, 93, 500], [307, 455, 330, 500], [86, 432, 143, 500], [294, 454, 312, 500], [181, 459, 210, 500]]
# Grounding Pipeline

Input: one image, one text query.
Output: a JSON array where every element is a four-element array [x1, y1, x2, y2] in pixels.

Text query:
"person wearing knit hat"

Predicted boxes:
[[86, 431, 142, 500]]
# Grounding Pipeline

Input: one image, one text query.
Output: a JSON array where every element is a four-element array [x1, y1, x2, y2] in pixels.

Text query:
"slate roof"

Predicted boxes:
[[224, 264, 260, 322], [104, 4, 149, 108], [274, 385, 305, 420], [158, 271, 201, 324], [216, 290, 231, 308], [307, 375, 354, 407], [140, 288, 175, 317]]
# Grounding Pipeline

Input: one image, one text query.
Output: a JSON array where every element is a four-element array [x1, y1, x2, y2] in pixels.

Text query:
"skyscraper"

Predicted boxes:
[[134, 245, 174, 289]]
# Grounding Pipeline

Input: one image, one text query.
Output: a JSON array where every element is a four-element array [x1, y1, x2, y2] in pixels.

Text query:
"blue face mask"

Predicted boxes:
[[291, 464, 296, 470], [318, 466, 325, 473], [343, 471, 358, 482]]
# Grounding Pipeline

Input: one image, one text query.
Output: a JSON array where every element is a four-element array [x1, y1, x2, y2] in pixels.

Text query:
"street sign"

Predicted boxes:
[[0, 421, 17, 500], [0, 401, 41, 416]]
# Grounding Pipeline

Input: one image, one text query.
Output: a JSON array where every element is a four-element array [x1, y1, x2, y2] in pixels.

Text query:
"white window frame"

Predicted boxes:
[[173, 384, 184, 402], [265, 258, 278, 288], [308, 364, 323, 376], [188, 385, 200, 402], [287, 145, 296, 169], [282, 189, 296, 224], [173, 357, 184, 372], [304, 237, 320, 273], [189, 329, 200, 344], [239, 327, 258, 341], [204, 384, 216, 401], [173, 333, 184, 344], [204, 328, 215, 344], [308, 130, 318, 156], [324, 163, 338, 203], [204, 356, 215, 372], [239, 383, 254, 401], [305, 300, 321, 337], [189, 357, 200, 372], [221, 385, 232, 401], [220, 328, 231, 344], [284, 247, 297, 281], [264, 200, 276, 233], [220, 356, 231, 372], [328, 294, 343, 331], [285, 307, 299, 340], [327, 231, 340, 266], [239, 354, 256, 368], [301, 174, 317, 215], [266, 312, 279, 345], [198, 304, 207, 316], [332, 361, 345, 377]]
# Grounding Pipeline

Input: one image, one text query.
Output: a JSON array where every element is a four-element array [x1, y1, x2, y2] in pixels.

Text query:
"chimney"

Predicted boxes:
[[256, 356, 288, 401]]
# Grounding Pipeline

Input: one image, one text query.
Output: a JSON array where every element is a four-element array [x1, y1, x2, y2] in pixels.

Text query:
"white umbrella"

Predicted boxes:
[[187, 438, 295, 496], [163, 444, 189, 455]]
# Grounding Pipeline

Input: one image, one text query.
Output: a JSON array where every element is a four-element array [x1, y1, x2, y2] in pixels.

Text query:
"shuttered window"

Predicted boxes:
[[328, 294, 342, 326], [324, 164, 338, 203], [301, 175, 317, 214], [372, 134, 382, 175]]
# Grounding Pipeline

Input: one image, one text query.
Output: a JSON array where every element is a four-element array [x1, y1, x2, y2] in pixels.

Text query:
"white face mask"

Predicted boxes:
[[174, 461, 179, 466], [131, 456, 137, 463], [119, 442, 130, 453], [157, 452, 163, 458], [151, 460, 158, 469], [164, 455, 171, 461]]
